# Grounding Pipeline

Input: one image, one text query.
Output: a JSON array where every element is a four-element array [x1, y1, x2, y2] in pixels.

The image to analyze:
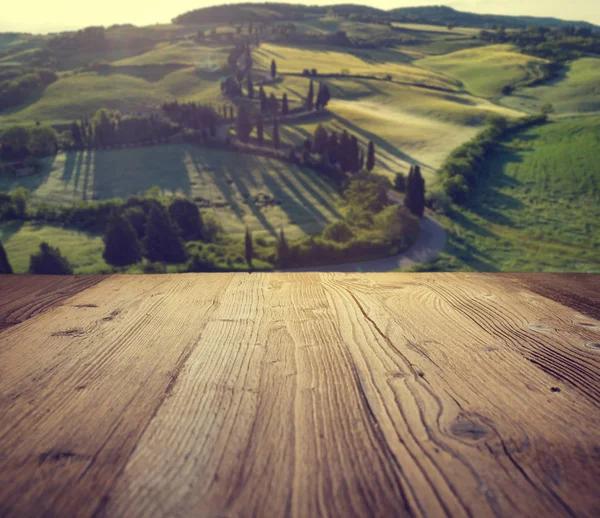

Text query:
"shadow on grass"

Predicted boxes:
[[332, 111, 429, 169], [0, 220, 24, 242], [92, 145, 192, 201]]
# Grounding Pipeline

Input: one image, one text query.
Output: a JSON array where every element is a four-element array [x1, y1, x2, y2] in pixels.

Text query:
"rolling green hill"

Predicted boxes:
[[417, 44, 548, 98], [500, 57, 600, 116], [422, 116, 600, 272]]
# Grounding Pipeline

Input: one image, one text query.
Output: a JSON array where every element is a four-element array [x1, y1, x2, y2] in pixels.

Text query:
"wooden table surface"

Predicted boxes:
[[1, 273, 599, 518]]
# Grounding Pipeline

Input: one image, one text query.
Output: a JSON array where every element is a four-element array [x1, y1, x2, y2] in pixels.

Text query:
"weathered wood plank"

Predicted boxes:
[[0, 273, 235, 518], [0, 273, 599, 518], [100, 272, 414, 518], [507, 273, 600, 321], [0, 275, 104, 333], [321, 272, 600, 517]]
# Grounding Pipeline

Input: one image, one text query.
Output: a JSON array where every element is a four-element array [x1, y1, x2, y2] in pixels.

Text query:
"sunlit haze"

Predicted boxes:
[[3, 0, 599, 33]]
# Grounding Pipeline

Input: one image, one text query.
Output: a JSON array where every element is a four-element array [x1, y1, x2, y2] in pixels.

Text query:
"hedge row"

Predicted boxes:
[[439, 114, 548, 204]]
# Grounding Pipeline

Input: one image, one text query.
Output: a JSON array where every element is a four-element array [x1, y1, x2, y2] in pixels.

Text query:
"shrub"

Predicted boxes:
[[168, 198, 204, 241], [322, 220, 354, 243], [29, 242, 73, 275]]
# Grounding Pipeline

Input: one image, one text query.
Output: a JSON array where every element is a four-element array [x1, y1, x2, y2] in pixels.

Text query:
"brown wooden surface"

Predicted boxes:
[[0, 273, 599, 518]]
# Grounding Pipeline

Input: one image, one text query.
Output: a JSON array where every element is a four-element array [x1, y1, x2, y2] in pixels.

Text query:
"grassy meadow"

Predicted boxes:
[[499, 57, 600, 116], [0, 220, 110, 274], [415, 117, 600, 272], [417, 44, 548, 97], [260, 79, 522, 185], [0, 144, 341, 240]]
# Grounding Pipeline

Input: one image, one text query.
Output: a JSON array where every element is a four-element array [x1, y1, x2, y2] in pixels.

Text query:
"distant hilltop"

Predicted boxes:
[[173, 3, 598, 30]]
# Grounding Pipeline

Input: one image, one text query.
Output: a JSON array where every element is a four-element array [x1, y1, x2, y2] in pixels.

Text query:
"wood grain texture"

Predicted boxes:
[[0, 273, 599, 518], [0, 275, 103, 333]]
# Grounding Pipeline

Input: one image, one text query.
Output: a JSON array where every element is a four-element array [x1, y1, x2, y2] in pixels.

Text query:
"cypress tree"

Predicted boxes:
[[256, 115, 264, 145], [339, 131, 350, 172], [359, 149, 365, 171], [245, 227, 253, 268], [366, 140, 375, 171], [268, 93, 279, 115], [307, 80, 314, 111], [247, 74, 254, 99], [229, 106, 234, 119], [277, 228, 289, 267], [272, 118, 280, 149], [281, 93, 289, 115], [70, 121, 83, 149], [235, 103, 253, 143], [103, 211, 142, 269], [143, 205, 187, 264], [270, 59, 277, 79], [405, 165, 426, 218], [394, 172, 405, 192], [259, 86, 267, 114], [350, 136, 360, 173], [0, 241, 12, 274], [313, 124, 328, 155], [327, 132, 338, 165]]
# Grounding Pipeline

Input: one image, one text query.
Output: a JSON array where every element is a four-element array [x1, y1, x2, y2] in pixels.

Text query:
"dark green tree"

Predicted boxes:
[[359, 149, 365, 171], [245, 227, 253, 268], [70, 122, 83, 149], [339, 131, 351, 172], [394, 172, 406, 192], [235, 103, 253, 143], [143, 205, 187, 264], [259, 86, 267, 114], [247, 74, 254, 99], [313, 124, 328, 155], [366, 140, 375, 172], [29, 242, 73, 275], [168, 199, 204, 241], [256, 115, 264, 145], [103, 211, 142, 269], [0, 241, 12, 274], [327, 132, 338, 165], [316, 83, 331, 110], [306, 80, 314, 110], [350, 135, 360, 173], [405, 165, 426, 218], [268, 93, 279, 115], [276, 228, 290, 267], [272, 118, 280, 149], [270, 59, 277, 79], [281, 93, 289, 115]]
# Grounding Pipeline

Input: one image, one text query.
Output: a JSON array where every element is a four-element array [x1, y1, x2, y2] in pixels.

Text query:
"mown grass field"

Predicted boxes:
[[0, 220, 110, 274], [499, 57, 600, 116], [415, 117, 600, 272], [253, 43, 461, 90], [260, 78, 522, 185], [417, 44, 548, 97], [0, 144, 341, 239]]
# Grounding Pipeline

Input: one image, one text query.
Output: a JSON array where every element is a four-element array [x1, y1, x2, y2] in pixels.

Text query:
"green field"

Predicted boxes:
[[253, 43, 461, 90], [419, 117, 600, 272], [0, 66, 223, 126], [0, 221, 110, 274], [261, 78, 522, 185], [417, 44, 548, 97], [499, 57, 600, 116], [0, 144, 341, 240], [113, 41, 229, 67]]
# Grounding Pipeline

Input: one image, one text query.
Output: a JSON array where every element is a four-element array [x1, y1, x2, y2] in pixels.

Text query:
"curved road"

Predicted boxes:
[[283, 212, 447, 273]]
